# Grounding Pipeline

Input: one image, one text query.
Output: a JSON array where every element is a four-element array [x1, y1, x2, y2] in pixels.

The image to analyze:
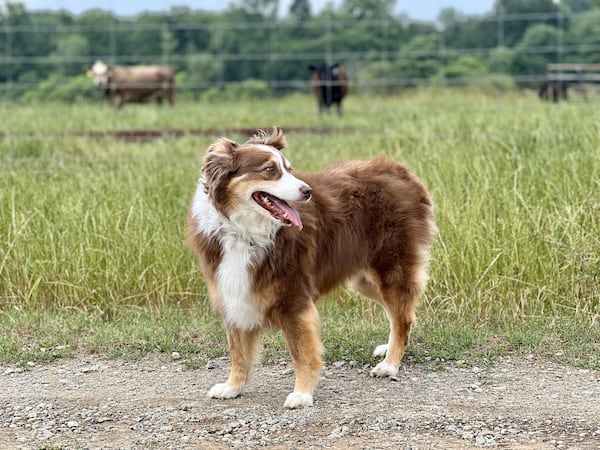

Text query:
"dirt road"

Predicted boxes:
[[1, 354, 599, 449]]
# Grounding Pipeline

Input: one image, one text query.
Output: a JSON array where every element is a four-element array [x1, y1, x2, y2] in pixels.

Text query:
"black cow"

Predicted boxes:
[[308, 63, 349, 115], [538, 81, 568, 102]]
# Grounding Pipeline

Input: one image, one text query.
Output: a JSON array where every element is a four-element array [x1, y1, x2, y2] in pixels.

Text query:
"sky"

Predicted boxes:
[[20, 0, 497, 21]]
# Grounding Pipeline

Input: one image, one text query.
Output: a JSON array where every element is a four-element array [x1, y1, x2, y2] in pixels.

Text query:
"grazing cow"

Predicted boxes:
[[308, 63, 348, 115], [85, 60, 176, 108]]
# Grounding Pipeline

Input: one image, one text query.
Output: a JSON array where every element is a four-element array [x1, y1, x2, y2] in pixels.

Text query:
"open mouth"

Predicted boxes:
[[252, 191, 303, 230]]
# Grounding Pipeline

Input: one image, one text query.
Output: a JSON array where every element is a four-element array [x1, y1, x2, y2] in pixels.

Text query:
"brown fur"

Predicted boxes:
[[187, 128, 436, 407], [87, 64, 176, 108], [108, 65, 175, 107]]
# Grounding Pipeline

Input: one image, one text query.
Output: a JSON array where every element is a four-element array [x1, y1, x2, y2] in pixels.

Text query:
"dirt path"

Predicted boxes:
[[1, 354, 599, 449]]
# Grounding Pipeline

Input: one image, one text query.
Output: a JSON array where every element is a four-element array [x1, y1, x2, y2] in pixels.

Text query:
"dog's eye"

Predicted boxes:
[[264, 166, 275, 173]]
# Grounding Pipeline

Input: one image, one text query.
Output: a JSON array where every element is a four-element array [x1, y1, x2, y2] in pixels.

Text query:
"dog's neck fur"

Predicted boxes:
[[191, 180, 281, 330], [193, 177, 282, 248]]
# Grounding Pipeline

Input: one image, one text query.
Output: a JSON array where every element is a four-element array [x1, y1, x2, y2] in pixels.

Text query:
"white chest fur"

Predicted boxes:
[[217, 235, 264, 330], [191, 182, 276, 330]]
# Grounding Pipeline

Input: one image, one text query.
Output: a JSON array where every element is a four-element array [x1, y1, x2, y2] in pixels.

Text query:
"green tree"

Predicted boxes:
[[161, 28, 178, 63], [357, 60, 399, 94], [512, 23, 561, 78], [433, 55, 489, 81], [565, 14, 600, 62], [562, 0, 592, 12], [236, 0, 279, 18], [1, 2, 34, 82], [74, 10, 117, 65], [397, 34, 442, 81], [493, 0, 564, 46], [438, 8, 497, 50], [8, 0, 591, 101], [340, 0, 395, 19], [486, 45, 516, 73], [289, 0, 311, 23], [181, 48, 224, 97], [210, 6, 273, 83], [165, 7, 214, 72], [51, 33, 90, 76], [124, 13, 163, 61]]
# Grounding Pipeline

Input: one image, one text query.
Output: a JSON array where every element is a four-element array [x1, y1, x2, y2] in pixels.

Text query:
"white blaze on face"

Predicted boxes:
[[252, 144, 311, 202], [88, 60, 109, 87], [232, 144, 311, 230]]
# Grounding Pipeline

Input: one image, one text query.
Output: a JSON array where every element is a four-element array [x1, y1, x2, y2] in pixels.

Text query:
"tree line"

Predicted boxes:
[[2, 0, 600, 101]]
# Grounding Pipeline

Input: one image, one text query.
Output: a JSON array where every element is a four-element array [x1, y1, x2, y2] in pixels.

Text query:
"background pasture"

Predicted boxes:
[[0, 89, 599, 369]]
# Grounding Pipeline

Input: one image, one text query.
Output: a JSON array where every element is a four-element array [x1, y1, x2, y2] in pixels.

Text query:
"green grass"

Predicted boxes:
[[1, 89, 599, 370]]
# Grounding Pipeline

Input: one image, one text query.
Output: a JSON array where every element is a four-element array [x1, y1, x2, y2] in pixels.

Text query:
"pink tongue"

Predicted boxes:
[[271, 197, 303, 230]]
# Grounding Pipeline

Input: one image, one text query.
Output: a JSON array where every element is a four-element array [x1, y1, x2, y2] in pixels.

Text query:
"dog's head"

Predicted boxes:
[[201, 127, 312, 231]]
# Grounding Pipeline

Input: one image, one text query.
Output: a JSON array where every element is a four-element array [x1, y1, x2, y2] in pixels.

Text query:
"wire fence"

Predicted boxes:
[[2, 6, 600, 160], [2, 8, 600, 95]]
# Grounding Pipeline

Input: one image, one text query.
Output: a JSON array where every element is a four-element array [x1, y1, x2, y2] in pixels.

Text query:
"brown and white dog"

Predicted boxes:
[[187, 128, 436, 408]]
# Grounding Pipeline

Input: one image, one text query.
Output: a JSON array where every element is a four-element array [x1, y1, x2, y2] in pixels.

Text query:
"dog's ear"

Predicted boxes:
[[202, 138, 239, 197], [245, 127, 286, 151]]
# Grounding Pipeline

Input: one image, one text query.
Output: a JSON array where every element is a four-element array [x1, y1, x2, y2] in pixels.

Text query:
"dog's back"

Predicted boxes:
[[260, 156, 435, 297]]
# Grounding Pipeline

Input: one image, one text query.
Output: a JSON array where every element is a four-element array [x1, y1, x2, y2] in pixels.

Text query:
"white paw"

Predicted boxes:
[[370, 361, 399, 378], [207, 383, 242, 399], [283, 391, 313, 409], [373, 344, 388, 357]]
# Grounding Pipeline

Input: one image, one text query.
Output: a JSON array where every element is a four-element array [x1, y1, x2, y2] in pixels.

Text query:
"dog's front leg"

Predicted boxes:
[[207, 326, 260, 399], [281, 303, 323, 409]]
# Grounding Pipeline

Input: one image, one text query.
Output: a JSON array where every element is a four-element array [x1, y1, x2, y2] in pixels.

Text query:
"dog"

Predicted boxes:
[[187, 127, 436, 408]]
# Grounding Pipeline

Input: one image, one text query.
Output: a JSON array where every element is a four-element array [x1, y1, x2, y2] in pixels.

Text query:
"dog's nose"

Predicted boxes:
[[301, 185, 312, 201]]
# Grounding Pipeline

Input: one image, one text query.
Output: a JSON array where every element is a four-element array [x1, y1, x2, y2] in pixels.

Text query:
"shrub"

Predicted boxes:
[[21, 74, 98, 103], [200, 79, 271, 102], [433, 55, 489, 82]]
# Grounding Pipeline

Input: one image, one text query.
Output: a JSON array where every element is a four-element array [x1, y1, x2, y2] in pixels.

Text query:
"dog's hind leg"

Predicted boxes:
[[372, 313, 391, 358], [369, 288, 417, 378], [370, 263, 428, 378], [281, 303, 323, 409], [207, 327, 260, 399], [347, 271, 390, 358]]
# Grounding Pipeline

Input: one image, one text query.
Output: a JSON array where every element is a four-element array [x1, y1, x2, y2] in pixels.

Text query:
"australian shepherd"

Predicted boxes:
[[187, 127, 436, 409]]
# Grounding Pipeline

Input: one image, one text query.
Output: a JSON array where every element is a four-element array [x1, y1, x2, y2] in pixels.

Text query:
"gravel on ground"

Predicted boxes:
[[1, 354, 599, 449]]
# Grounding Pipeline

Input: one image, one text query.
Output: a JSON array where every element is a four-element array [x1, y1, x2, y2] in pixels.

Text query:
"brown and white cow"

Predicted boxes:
[[308, 63, 349, 115], [85, 60, 176, 108]]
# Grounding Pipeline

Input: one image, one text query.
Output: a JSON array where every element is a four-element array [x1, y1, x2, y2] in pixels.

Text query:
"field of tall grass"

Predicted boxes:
[[1, 89, 598, 369]]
